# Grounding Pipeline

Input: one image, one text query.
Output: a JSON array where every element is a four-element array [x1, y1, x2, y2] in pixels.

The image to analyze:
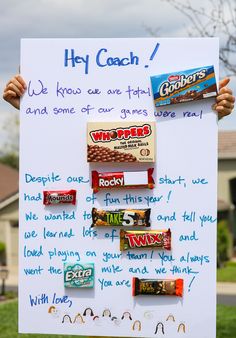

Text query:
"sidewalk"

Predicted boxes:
[[217, 282, 236, 295]]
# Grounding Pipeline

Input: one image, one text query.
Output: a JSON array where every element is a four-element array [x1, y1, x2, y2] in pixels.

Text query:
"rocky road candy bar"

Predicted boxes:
[[91, 168, 154, 193]]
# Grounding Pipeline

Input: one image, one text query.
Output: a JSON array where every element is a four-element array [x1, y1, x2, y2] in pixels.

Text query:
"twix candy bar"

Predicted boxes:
[[120, 229, 171, 251], [91, 168, 154, 193]]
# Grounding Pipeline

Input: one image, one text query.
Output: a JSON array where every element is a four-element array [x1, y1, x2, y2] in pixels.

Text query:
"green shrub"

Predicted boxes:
[[0, 242, 6, 265], [225, 261, 236, 268], [0, 242, 6, 254], [217, 220, 232, 267]]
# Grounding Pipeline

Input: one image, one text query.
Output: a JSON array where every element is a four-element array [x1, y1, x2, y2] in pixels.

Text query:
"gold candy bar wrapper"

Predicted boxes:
[[91, 208, 151, 227], [132, 277, 183, 296]]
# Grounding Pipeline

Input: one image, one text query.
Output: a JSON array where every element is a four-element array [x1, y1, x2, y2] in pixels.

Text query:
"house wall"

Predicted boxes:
[[0, 200, 19, 268], [218, 159, 236, 204]]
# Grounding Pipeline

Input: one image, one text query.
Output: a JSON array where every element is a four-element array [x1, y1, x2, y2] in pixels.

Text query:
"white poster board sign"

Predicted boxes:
[[19, 38, 219, 338]]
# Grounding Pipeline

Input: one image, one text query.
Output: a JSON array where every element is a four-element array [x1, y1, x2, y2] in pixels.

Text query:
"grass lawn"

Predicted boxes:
[[217, 261, 236, 283], [0, 300, 84, 338], [217, 304, 236, 337], [1, 300, 236, 338]]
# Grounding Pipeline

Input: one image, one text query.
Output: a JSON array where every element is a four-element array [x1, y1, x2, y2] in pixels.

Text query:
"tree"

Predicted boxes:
[[162, 0, 236, 76], [0, 111, 19, 170]]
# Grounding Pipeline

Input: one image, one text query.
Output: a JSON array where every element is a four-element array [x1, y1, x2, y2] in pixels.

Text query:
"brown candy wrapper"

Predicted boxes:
[[91, 208, 151, 227], [132, 277, 183, 297], [87, 122, 155, 163], [151, 65, 217, 107], [120, 229, 171, 251]]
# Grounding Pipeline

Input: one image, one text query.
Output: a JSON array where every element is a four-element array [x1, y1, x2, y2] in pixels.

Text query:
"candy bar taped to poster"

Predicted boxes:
[[19, 38, 219, 338]]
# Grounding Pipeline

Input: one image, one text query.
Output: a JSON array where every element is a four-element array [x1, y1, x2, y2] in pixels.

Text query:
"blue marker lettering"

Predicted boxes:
[[101, 265, 123, 274], [27, 80, 48, 97], [26, 106, 48, 115], [115, 279, 131, 288], [48, 266, 62, 274], [96, 48, 139, 68], [192, 178, 208, 184], [199, 214, 216, 227], [129, 266, 149, 274], [52, 293, 72, 307], [24, 245, 43, 258], [123, 193, 142, 205], [24, 266, 43, 275], [29, 293, 49, 307], [24, 230, 38, 239], [104, 193, 120, 206], [155, 267, 167, 274], [64, 49, 89, 74], [98, 278, 113, 290], [56, 82, 82, 98], [24, 192, 42, 202], [25, 172, 61, 186], [179, 230, 199, 241], [102, 252, 122, 263], [158, 252, 175, 266], [25, 212, 38, 221], [125, 85, 151, 100]]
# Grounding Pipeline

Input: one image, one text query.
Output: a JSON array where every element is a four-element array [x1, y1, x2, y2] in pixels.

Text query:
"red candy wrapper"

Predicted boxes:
[[43, 190, 76, 205], [91, 168, 155, 193], [120, 229, 171, 251]]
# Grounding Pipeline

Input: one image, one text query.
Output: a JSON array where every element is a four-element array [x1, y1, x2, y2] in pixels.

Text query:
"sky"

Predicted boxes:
[[0, 0, 235, 150]]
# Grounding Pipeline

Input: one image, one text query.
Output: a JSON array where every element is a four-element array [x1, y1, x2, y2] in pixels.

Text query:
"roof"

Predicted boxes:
[[218, 131, 236, 159], [0, 163, 19, 203]]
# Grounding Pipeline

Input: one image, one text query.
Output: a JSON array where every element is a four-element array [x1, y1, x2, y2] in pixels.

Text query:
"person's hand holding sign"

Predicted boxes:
[[3, 74, 26, 110], [213, 78, 235, 119], [3, 74, 235, 119]]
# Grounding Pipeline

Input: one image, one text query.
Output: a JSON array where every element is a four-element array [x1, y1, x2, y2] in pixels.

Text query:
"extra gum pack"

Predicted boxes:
[[150, 65, 217, 107]]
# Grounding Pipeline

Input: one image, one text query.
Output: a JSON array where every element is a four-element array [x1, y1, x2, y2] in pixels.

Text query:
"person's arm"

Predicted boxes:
[[213, 78, 235, 119], [3, 75, 235, 118], [3, 74, 26, 110]]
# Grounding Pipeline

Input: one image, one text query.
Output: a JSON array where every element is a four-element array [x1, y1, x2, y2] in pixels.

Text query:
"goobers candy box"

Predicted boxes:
[[87, 122, 155, 163], [151, 65, 217, 107]]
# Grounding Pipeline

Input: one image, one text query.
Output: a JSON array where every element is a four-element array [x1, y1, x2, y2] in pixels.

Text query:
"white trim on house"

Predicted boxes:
[[0, 193, 19, 211]]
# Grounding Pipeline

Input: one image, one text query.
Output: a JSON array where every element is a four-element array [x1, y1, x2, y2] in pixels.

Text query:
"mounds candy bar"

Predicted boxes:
[[87, 122, 155, 163], [91, 168, 155, 193], [64, 262, 94, 288], [91, 208, 151, 227], [132, 277, 183, 296], [120, 228, 171, 251], [151, 65, 217, 107], [43, 189, 76, 205]]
